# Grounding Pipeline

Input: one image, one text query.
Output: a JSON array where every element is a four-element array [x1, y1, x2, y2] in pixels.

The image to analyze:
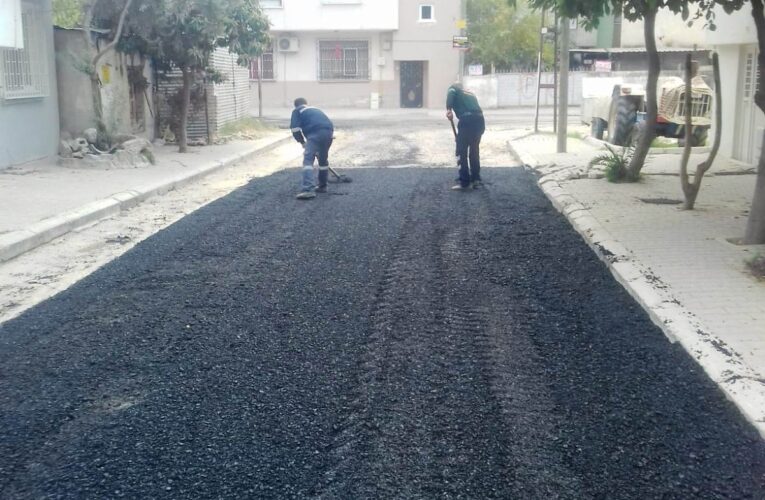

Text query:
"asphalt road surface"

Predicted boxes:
[[1, 167, 763, 498]]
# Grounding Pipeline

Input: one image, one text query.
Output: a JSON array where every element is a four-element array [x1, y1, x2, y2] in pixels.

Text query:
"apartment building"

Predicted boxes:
[[0, 0, 59, 169], [254, 0, 461, 109]]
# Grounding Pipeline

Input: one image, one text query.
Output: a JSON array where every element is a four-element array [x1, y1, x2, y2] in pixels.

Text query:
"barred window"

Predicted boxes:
[[250, 44, 274, 80], [318, 41, 369, 81], [0, 6, 48, 99]]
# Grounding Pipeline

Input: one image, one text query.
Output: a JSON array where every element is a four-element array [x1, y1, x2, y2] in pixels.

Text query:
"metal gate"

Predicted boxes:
[[400, 61, 424, 108]]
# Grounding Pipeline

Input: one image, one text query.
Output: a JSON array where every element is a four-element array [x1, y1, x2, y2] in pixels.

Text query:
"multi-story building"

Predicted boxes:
[[253, 0, 461, 109], [0, 0, 59, 169]]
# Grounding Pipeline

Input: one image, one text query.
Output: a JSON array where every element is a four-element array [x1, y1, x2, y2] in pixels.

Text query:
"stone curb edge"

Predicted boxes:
[[509, 138, 765, 439], [0, 136, 292, 263]]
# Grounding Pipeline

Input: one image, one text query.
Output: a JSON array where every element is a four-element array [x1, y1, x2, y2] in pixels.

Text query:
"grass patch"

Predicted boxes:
[[650, 137, 678, 149], [589, 144, 641, 182], [218, 117, 275, 140], [746, 253, 765, 280]]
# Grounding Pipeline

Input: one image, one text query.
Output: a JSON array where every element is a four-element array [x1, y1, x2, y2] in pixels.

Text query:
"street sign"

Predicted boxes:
[[453, 36, 470, 49], [468, 64, 483, 76], [594, 60, 612, 72], [455, 19, 467, 30]]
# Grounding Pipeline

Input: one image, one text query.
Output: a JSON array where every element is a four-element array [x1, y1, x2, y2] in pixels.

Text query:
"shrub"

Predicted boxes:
[[588, 144, 638, 182]]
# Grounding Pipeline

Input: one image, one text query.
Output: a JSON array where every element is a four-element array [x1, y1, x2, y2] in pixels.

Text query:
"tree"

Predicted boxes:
[[679, 53, 722, 210], [53, 0, 137, 137], [53, 0, 84, 28], [512, 0, 732, 181], [127, 0, 269, 152], [468, 0, 554, 71], [83, 0, 134, 137], [736, 0, 765, 242]]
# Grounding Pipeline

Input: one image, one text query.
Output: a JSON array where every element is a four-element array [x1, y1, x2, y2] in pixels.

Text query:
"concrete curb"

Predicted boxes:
[[0, 136, 291, 263], [510, 138, 765, 439], [583, 135, 712, 155]]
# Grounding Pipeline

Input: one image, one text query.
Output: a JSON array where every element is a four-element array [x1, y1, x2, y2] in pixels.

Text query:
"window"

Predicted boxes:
[[318, 41, 369, 81], [0, 4, 48, 99], [259, 0, 282, 7], [419, 4, 434, 22], [250, 44, 275, 80]]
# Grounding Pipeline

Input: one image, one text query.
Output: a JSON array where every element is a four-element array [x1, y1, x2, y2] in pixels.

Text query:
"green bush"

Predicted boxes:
[[588, 144, 638, 183]]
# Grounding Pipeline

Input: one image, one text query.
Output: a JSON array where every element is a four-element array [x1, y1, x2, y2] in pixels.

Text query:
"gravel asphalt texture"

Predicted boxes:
[[0, 167, 763, 498]]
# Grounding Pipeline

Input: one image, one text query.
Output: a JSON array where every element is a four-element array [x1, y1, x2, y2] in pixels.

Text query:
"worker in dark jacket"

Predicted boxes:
[[446, 83, 485, 190], [290, 98, 335, 200]]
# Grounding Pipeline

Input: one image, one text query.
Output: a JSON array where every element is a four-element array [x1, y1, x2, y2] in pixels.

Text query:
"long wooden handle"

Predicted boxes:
[[449, 118, 457, 139]]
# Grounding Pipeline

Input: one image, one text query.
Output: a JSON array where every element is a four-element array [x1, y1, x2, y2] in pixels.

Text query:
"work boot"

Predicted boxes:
[[296, 191, 316, 200], [472, 180, 483, 189], [317, 169, 329, 191], [451, 184, 470, 191]]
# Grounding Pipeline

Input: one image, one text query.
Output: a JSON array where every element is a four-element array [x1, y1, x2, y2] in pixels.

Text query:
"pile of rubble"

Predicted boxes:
[[58, 128, 155, 169]]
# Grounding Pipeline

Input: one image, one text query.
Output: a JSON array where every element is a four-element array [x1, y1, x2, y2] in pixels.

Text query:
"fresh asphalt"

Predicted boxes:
[[0, 168, 763, 498]]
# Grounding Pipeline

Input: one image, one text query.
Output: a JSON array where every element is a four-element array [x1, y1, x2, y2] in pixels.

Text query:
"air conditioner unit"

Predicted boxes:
[[278, 37, 299, 52]]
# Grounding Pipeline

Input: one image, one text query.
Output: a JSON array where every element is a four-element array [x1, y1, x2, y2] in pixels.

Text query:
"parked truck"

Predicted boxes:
[[583, 75, 714, 147]]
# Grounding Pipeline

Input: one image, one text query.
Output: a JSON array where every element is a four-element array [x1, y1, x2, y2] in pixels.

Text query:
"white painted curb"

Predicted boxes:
[[0, 136, 292, 263], [510, 138, 765, 439]]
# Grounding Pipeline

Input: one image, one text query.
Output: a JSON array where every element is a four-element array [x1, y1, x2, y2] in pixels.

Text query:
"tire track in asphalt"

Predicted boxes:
[[316, 177, 543, 497]]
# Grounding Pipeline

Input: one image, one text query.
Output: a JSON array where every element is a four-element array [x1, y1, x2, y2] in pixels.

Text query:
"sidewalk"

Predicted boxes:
[[0, 132, 290, 262], [510, 133, 765, 437]]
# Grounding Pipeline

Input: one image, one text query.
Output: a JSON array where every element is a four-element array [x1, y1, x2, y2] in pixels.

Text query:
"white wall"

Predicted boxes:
[[0, 0, 23, 48], [272, 32, 393, 82], [0, 0, 58, 168], [620, 8, 706, 48], [706, 6, 757, 45], [265, 0, 398, 31], [715, 45, 740, 159]]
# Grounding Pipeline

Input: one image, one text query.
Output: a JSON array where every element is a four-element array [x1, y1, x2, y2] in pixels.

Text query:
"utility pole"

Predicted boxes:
[[553, 13, 558, 133], [533, 10, 545, 133], [459, 0, 467, 82], [556, 17, 570, 153]]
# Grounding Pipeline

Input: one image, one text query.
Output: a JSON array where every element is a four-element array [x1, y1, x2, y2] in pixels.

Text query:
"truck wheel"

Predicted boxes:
[[691, 127, 708, 147], [591, 118, 606, 140], [608, 97, 638, 146]]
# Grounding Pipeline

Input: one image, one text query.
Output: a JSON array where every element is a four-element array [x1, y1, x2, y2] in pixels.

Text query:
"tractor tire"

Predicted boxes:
[[591, 118, 606, 140], [691, 127, 709, 147], [678, 127, 709, 147], [607, 97, 638, 146], [630, 121, 647, 147]]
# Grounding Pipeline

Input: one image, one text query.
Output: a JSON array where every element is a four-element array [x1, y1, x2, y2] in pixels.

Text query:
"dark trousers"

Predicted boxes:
[[456, 114, 485, 187], [302, 128, 333, 190]]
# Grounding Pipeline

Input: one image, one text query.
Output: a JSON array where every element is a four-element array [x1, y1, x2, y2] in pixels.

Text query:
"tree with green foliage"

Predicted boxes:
[[468, 0, 553, 71], [516, 0, 765, 243], [52, 0, 84, 28], [125, 0, 270, 152]]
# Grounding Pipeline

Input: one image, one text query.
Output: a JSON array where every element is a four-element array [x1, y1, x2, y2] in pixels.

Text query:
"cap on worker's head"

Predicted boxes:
[[294, 97, 308, 108]]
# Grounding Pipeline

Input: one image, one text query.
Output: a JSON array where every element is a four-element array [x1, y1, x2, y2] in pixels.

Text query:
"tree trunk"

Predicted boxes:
[[681, 53, 723, 210], [745, 145, 765, 243], [90, 72, 105, 132], [178, 67, 192, 153], [744, 0, 765, 243], [258, 58, 263, 119], [627, 7, 659, 180], [680, 54, 695, 209]]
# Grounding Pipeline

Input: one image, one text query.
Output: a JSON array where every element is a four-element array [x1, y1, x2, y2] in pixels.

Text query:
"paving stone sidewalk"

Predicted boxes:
[[510, 132, 765, 437], [0, 132, 290, 262]]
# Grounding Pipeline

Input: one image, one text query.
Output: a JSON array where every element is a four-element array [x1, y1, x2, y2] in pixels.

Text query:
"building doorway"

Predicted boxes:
[[400, 61, 424, 108]]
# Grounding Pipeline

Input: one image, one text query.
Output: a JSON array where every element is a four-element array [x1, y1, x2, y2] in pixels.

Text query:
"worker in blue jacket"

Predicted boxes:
[[290, 98, 335, 200]]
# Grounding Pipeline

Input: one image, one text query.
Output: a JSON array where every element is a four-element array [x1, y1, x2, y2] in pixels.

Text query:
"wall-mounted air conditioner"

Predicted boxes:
[[278, 37, 299, 52]]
